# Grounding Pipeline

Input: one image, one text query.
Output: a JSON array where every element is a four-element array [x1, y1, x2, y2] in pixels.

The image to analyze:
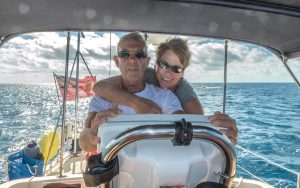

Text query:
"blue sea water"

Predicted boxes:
[[0, 83, 299, 187]]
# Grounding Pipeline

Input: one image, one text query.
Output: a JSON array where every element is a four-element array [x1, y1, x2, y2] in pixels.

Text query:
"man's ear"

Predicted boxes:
[[113, 55, 119, 67]]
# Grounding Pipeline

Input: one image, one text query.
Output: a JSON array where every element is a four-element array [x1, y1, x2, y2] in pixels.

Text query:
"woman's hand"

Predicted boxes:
[[209, 111, 238, 145]]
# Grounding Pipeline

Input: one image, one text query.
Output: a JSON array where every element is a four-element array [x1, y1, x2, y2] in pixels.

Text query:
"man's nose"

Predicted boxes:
[[128, 54, 138, 63]]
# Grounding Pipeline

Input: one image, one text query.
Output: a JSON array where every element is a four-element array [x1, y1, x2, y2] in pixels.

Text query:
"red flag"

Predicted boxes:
[[55, 75, 96, 101]]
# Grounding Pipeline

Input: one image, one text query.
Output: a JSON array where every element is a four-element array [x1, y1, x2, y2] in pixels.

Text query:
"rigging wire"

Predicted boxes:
[[69, 32, 94, 81], [53, 73, 62, 107], [74, 32, 81, 156], [236, 145, 298, 175], [223, 39, 228, 114], [41, 73, 63, 174], [109, 32, 112, 78]]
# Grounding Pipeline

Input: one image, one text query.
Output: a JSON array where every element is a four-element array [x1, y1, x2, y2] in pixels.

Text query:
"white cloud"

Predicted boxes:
[[185, 39, 299, 83], [0, 32, 299, 83], [0, 32, 121, 83]]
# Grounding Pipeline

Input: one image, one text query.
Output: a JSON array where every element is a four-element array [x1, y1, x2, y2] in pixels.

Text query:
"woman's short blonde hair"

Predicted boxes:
[[156, 38, 191, 69]]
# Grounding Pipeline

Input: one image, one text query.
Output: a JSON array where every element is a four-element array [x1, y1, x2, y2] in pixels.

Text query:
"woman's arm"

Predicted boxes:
[[175, 79, 204, 114], [93, 76, 162, 114], [182, 98, 204, 114]]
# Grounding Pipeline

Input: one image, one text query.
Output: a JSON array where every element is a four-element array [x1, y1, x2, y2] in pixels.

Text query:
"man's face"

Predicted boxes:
[[114, 39, 149, 85]]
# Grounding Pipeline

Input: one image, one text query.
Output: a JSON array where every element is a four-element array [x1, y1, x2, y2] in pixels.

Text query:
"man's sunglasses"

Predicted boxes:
[[118, 50, 147, 59], [157, 60, 183, 73]]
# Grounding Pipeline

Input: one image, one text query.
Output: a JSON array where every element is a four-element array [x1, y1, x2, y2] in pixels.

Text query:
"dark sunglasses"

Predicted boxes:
[[157, 60, 183, 73], [118, 50, 147, 59]]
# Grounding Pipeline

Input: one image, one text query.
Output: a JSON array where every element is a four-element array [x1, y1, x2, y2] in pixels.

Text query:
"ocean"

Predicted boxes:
[[0, 83, 299, 187]]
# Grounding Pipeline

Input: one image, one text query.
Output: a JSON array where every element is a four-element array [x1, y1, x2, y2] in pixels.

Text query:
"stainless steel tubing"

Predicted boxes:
[[101, 124, 236, 188]]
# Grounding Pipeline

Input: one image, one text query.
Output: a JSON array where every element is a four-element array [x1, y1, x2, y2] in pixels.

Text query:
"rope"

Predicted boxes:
[[26, 164, 37, 176], [236, 145, 298, 175]]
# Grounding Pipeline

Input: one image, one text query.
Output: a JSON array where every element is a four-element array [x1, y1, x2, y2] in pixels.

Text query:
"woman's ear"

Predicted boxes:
[[113, 55, 119, 67]]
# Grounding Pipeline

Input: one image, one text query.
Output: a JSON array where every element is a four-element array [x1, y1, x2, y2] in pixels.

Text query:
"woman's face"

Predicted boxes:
[[155, 50, 184, 91]]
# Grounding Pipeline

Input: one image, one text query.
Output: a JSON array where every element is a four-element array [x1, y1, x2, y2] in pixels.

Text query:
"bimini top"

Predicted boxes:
[[1, 0, 300, 59]]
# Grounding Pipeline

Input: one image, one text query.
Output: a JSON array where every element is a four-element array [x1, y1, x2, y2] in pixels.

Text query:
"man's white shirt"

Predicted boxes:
[[89, 83, 182, 114]]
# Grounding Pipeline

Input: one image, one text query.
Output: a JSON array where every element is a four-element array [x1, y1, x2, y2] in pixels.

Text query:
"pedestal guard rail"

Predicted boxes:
[[97, 122, 236, 188]]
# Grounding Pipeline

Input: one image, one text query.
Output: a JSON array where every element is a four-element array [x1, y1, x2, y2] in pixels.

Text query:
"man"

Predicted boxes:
[[79, 32, 183, 152]]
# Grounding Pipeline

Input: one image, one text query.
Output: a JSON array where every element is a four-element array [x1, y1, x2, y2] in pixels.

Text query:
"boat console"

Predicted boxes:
[[84, 114, 236, 188]]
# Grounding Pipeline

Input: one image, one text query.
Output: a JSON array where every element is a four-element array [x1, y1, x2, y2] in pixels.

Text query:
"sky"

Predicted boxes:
[[0, 32, 299, 84]]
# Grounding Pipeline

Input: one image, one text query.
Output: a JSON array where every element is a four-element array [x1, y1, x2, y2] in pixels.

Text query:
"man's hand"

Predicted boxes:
[[208, 111, 238, 145], [133, 97, 162, 114], [80, 108, 122, 152], [91, 108, 122, 135]]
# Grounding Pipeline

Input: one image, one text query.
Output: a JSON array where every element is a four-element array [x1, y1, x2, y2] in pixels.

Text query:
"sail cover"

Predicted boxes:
[[55, 74, 96, 101]]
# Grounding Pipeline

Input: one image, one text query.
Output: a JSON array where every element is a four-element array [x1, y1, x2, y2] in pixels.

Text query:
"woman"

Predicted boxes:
[[93, 38, 204, 114]]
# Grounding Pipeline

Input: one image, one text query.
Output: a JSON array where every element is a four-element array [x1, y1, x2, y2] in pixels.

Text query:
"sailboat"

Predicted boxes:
[[0, 0, 299, 188]]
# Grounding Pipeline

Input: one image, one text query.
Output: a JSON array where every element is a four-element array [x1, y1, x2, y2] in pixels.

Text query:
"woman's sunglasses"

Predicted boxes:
[[118, 50, 147, 59], [157, 60, 183, 73]]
